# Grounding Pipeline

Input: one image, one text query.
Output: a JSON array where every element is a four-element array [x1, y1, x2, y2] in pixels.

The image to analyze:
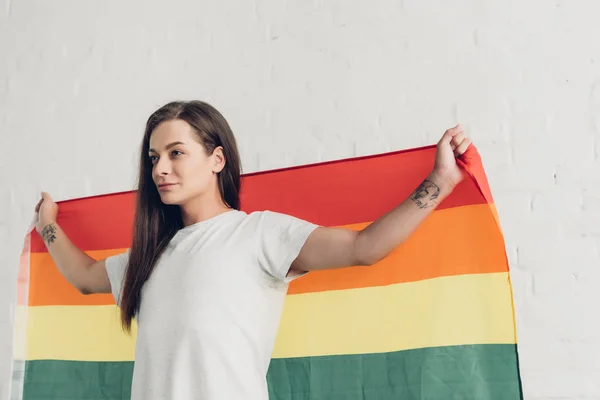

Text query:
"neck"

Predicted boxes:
[[179, 192, 232, 227]]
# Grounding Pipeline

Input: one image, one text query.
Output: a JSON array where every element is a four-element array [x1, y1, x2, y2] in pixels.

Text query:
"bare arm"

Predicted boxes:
[[291, 125, 472, 273], [35, 192, 112, 295], [355, 173, 451, 265], [291, 173, 451, 272]]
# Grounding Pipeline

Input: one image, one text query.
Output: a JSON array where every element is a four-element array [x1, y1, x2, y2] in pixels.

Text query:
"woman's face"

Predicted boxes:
[[148, 119, 224, 205]]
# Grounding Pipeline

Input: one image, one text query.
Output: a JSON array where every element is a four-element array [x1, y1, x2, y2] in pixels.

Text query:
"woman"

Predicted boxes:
[[34, 100, 472, 399]]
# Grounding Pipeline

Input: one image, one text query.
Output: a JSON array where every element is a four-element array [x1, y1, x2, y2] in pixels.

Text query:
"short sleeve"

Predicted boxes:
[[105, 249, 130, 307], [256, 211, 320, 283]]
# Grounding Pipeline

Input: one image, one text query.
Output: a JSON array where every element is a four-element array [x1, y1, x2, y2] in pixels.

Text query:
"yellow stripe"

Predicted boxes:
[[25, 272, 515, 361], [26, 305, 137, 361], [12, 305, 28, 361], [274, 272, 516, 358]]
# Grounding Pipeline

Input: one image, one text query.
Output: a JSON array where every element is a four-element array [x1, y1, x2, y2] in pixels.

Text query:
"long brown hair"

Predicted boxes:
[[119, 100, 242, 333]]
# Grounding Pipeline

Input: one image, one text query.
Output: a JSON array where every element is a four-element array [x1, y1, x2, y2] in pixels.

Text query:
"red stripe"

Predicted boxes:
[[31, 145, 487, 252]]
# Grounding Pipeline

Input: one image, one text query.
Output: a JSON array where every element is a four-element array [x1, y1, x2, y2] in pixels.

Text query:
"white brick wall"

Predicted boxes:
[[1, 0, 599, 399]]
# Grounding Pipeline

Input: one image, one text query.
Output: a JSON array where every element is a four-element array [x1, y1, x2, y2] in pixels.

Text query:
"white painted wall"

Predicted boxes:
[[1, 0, 599, 399]]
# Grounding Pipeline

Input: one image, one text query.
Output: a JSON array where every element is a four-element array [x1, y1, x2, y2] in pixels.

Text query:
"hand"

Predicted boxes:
[[34, 192, 59, 234], [430, 124, 472, 190]]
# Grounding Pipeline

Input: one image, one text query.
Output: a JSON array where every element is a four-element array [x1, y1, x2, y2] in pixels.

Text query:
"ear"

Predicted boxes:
[[211, 146, 226, 173]]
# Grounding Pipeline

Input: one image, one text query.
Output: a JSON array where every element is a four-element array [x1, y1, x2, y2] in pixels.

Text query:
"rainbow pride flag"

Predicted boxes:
[[11, 144, 523, 399]]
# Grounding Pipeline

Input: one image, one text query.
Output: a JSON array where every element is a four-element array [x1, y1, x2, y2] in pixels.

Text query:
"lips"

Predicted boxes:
[[158, 183, 178, 190]]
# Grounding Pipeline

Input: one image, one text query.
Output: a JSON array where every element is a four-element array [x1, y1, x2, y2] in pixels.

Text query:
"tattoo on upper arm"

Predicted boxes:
[[409, 179, 441, 209], [41, 223, 58, 246]]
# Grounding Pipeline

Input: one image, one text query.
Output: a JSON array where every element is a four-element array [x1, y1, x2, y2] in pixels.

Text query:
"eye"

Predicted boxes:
[[171, 150, 183, 157], [149, 155, 159, 165]]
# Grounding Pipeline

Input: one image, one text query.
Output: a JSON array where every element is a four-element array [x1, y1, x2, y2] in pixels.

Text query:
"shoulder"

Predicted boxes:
[[105, 249, 130, 271], [246, 210, 314, 227], [247, 209, 283, 220], [250, 211, 320, 281], [247, 210, 320, 240], [104, 249, 130, 306], [245, 209, 305, 220]]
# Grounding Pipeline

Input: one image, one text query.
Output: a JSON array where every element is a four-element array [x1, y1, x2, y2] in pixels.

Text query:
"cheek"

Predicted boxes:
[[178, 160, 213, 188]]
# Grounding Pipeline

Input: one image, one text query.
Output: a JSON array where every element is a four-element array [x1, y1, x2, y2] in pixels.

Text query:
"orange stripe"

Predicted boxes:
[[29, 249, 125, 306], [289, 202, 506, 295], [29, 204, 505, 306]]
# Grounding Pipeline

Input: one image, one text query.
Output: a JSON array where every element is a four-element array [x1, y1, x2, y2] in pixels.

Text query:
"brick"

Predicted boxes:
[[528, 189, 600, 238], [520, 339, 600, 398], [501, 196, 567, 248], [583, 191, 600, 213], [520, 288, 600, 341], [517, 237, 597, 271], [556, 191, 600, 238], [494, 193, 533, 221], [531, 189, 583, 219], [555, 162, 600, 188], [513, 129, 596, 168], [531, 271, 577, 297], [505, 245, 520, 271], [476, 140, 513, 172], [504, 223, 562, 258], [563, 214, 600, 237]]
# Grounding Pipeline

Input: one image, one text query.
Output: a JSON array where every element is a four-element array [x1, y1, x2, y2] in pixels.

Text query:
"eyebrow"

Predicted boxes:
[[148, 141, 186, 153]]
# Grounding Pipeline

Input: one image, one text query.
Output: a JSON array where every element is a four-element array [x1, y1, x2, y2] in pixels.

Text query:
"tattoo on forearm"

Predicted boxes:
[[41, 223, 58, 246], [410, 179, 441, 209]]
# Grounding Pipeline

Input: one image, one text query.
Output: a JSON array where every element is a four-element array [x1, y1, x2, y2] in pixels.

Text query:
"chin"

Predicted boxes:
[[158, 192, 183, 205]]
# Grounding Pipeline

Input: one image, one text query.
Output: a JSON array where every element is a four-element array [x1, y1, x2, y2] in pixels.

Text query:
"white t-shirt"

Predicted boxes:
[[105, 209, 319, 400]]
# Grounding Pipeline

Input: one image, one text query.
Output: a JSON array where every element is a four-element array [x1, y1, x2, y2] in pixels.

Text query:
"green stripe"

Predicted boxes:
[[22, 344, 522, 400], [268, 344, 523, 400], [23, 360, 133, 400]]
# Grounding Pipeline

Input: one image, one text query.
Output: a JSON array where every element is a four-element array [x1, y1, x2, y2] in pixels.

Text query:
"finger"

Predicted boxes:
[[439, 124, 464, 146], [41, 191, 53, 202], [34, 198, 43, 213], [454, 138, 472, 156], [451, 131, 465, 148]]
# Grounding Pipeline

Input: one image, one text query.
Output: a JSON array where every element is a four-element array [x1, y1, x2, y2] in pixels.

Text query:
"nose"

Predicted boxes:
[[153, 157, 171, 177]]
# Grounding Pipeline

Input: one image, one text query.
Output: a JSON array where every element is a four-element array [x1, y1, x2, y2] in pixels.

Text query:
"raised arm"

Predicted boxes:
[[290, 125, 472, 273], [34, 192, 112, 295]]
